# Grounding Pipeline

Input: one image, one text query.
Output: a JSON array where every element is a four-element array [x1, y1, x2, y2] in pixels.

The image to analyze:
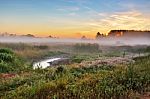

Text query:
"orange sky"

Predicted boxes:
[[0, 1, 150, 38], [1, 10, 150, 39]]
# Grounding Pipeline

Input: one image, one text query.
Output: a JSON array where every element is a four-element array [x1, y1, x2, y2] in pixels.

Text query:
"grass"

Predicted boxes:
[[0, 43, 150, 99], [0, 55, 149, 99]]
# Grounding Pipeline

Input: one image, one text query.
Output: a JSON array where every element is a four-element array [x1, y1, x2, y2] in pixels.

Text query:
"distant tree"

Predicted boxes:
[[96, 32, 105, 39], [48, 35, 53, 38], [24, 34, 35, 37], [81, 36, 87, 40], [97, 32, 101, 36]]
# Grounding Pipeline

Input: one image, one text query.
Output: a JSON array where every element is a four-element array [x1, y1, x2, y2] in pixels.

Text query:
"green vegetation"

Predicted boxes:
[[0, 43, 150, 99], [0, 48, 28, 73], [73, 43, 101, 53], [0, 55, 149, 99]]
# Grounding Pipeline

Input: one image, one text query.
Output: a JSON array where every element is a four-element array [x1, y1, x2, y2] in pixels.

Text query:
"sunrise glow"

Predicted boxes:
[[0, 0, 150, 38]]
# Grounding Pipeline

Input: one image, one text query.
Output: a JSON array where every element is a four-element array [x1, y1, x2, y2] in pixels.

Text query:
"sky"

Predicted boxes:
[[0, 0, 150, 38]]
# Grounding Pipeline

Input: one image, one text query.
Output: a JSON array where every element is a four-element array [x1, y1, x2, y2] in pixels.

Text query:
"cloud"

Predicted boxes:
[[75, 32, 82, 37], [47, 7, 150, 36], [57, 6, 80, 16], [63, 0, 88, 4], [86, 10, 150, 34], [57, 6, 80, 12], [118, 1, 150, 11], [68, 12, 77, 16], [118, 2, 136, 10]]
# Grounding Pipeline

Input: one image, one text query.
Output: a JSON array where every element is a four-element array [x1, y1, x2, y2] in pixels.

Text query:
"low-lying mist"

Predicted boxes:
[[0, 36, 150, 46]]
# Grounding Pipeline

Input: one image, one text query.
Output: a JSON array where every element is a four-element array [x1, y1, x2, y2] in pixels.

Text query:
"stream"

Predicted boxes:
[[33, 58, 61, 69]]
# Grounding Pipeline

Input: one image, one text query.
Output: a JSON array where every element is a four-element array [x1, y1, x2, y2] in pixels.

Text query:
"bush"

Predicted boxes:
[[0, 53, 14, 62], [0, 48, 14, 54], [0, 62, 13, 73], [0, 48, 27, 73]]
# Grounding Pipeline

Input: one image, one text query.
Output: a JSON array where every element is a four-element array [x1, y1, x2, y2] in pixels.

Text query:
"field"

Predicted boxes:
[[0, 43, 150, 99]]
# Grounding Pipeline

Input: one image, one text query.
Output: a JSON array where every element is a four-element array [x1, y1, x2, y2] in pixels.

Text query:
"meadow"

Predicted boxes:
[[0, 43, 150, 99]]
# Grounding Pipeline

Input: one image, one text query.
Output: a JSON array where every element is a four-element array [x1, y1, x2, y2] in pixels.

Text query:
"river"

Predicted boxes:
[[33, 58, 61, 69]]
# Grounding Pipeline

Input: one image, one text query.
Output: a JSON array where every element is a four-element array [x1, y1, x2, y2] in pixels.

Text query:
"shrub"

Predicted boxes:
[[0, 48, 27, 73], [0, 48, 14, 54], [0, 53, 14, 62], [0, 62, 13, 73]]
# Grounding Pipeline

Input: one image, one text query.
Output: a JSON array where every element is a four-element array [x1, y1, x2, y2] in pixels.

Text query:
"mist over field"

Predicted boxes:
[[0, 34, 150, 99], [0, 36, 150, 46]]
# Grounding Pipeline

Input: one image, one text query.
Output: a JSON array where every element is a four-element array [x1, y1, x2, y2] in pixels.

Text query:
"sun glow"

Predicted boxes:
[[0, 1, 150, 38]]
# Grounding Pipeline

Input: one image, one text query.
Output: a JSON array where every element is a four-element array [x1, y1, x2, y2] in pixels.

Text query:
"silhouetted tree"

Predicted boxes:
[[48, 35, 53, 38], [81, 36, 87, 40], [24, 34, 35, 37], [96, 32, 105, 39]]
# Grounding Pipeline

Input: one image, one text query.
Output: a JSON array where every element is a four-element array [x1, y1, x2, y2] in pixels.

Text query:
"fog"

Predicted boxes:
[[0, 36, 150, 46]]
